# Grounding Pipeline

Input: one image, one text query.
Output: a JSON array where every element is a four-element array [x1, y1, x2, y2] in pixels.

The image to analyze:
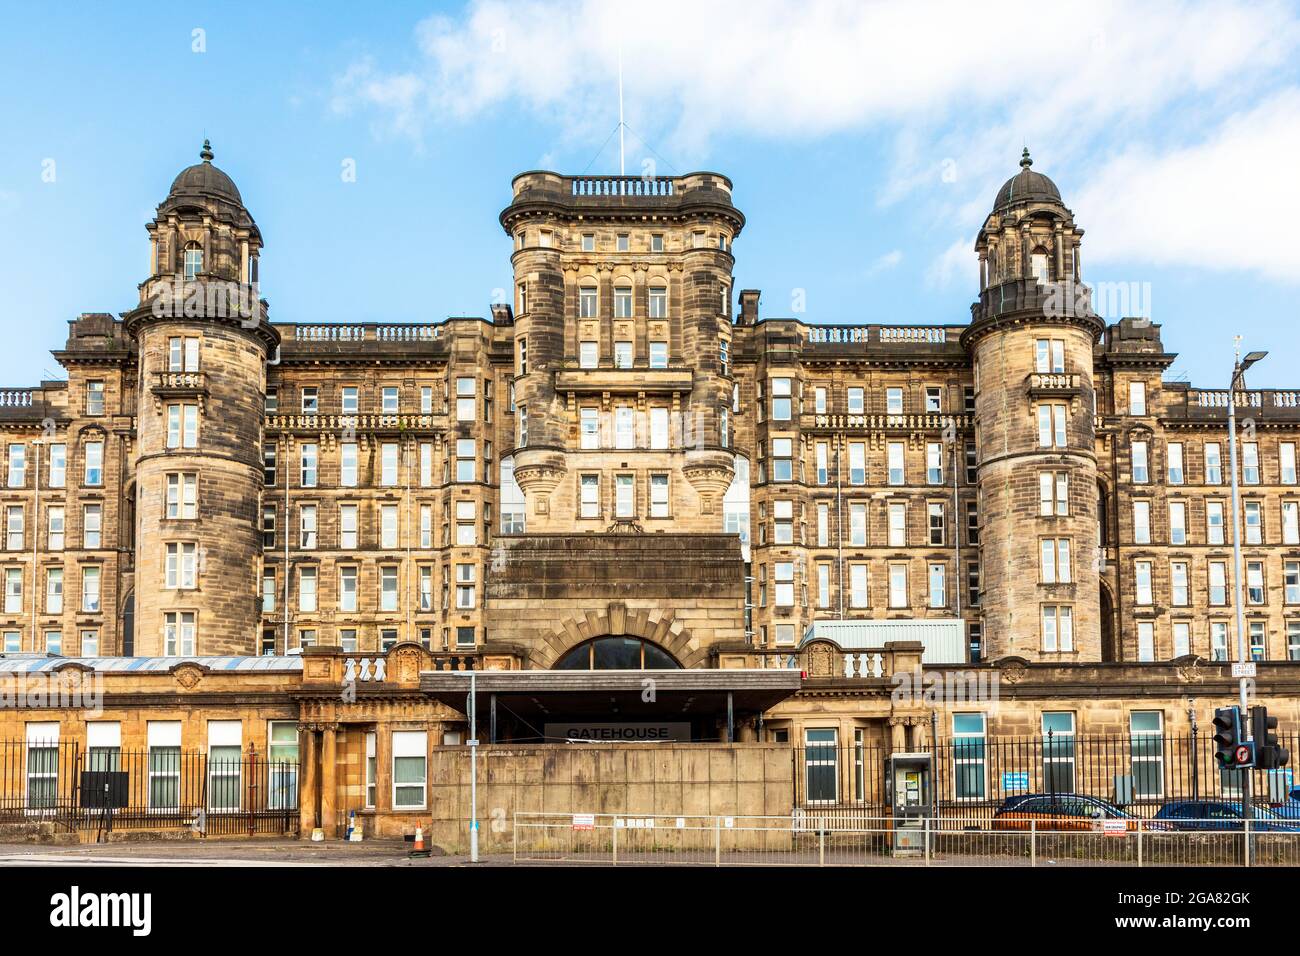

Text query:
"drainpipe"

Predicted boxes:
[[29, 439, 42, 653]]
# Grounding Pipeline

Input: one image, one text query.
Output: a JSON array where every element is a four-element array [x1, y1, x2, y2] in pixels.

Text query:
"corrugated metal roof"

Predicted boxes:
[[800, 619, 966, 664], [0, 655, 304, 674]]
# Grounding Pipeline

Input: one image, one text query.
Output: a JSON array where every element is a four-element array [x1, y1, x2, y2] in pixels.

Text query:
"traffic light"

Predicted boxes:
[[1213, 707, 1243, 769], [1251, 706, 1290, 770]]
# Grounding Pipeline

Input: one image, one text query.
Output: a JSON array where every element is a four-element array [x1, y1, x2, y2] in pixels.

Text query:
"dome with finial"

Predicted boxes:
[[167, 139, 244, 206], [992, 147, 1061, 212]]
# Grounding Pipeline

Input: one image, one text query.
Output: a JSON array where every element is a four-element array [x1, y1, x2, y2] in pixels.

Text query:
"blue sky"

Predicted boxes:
[[1, 0, 1298, 388]]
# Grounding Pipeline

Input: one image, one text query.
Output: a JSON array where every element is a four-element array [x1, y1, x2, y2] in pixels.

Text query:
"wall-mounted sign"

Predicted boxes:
[[546, 722, 692, 743]]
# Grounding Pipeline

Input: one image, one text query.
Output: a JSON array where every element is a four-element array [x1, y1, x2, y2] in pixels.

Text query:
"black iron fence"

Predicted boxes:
[[793, 732, 1300, 827], [0, 740, 298, 837]]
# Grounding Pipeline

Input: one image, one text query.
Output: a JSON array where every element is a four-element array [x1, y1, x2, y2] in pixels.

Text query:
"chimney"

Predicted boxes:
[[738, 289, 761, 326], [490, 302, 514, 325]]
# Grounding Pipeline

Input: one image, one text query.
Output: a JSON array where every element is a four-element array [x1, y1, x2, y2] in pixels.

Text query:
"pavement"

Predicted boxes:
[[0, 839, 512, 867]]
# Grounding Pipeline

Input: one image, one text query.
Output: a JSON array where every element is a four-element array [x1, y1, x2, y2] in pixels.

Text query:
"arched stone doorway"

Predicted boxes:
[[1099, 583, 1116, 662]]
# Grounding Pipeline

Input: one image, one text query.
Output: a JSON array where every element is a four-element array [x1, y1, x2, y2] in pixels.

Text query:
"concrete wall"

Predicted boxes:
[[409, 742, 793, 854]]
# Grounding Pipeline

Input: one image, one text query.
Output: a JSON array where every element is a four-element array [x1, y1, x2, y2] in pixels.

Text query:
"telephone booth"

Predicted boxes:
[[887, 752, 933, 855]]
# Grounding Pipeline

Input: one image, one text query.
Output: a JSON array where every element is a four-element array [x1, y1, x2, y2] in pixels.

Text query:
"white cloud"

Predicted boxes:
[[866, 250, 903, 277], [928, 236, 977, 290], [333, 0, 1298, 157], [1072, 88, 1300, 284]]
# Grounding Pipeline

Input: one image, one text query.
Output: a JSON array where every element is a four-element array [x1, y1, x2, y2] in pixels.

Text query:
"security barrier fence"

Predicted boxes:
[[792, 732, 1300, 828], [512, 812, 1300, 867], [0, 740, 298, 837]]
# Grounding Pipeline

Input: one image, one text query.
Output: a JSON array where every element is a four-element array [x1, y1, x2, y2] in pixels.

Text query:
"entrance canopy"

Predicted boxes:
[[421, 669, 801, 741]]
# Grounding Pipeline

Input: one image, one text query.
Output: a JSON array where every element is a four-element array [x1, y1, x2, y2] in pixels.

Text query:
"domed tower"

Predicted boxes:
[[961, 150, 1104, 661], [125, 141, 279, 656]]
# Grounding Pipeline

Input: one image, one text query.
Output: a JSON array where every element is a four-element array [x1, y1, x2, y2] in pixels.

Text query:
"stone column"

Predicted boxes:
[[321, 725, 338, 838], [299, 728, 319, 838], [376, 726, 392, 812], [887, 716, 907, 754]]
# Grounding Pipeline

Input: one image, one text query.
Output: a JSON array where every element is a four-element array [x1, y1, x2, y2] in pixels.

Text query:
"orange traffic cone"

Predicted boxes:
[[409, 824, 431, 858]]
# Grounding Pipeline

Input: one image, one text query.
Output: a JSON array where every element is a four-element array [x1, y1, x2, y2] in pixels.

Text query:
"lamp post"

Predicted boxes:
[[1227, 342, 1266, 818]]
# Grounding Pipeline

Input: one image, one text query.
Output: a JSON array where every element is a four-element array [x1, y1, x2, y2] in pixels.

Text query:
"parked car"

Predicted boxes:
[[1154, 800, 1300, 832], [1269, 786, 1300, 820], [992, 793, 1142, 831]]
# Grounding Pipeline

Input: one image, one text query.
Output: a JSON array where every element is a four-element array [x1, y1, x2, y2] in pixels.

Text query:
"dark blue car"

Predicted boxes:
[[1154, 800, 1300, 832]]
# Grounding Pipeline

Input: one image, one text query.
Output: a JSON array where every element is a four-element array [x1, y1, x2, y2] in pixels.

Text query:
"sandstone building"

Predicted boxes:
[[1, 144, 1298, 844]]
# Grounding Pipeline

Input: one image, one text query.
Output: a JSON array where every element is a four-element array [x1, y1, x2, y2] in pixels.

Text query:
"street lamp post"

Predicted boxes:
[[1227, 341, 1266, 820]]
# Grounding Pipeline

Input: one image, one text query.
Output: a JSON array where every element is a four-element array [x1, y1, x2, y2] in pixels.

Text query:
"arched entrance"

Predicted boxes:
[[1099, 584, 1116, 662]]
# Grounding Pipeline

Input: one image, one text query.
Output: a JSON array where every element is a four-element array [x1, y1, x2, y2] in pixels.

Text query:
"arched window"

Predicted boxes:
[[183, 242, 204, 281], [1030, 246, 1050, 283], [554, 636, 681, 670], [578, 281, 598, 319], [613, 281, 633, 318]]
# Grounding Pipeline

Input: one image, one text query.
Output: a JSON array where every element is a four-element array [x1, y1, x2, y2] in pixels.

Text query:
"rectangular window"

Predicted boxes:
[[1037, 404, 1067, 448], [166, 404, 199, 449], [888, 563, 908, 608], [1211, 621, 1229, 661], [339, 566, 357, 612], [1035, 339, 1065, 374], [456, 439, 476, 482], [300, 387, 318, 414], [1282, 442, 1297, 485], [615, 407, 635, 449], [45, 568, 62, 614], [83, 504, 102, 548], [928, 563, 946, 608], [615, 475, 635, 518], [262, 572, 275, 613], [1286, 561, 1300, 604], [771, 378, 791, 421], [1250, 620, 1266, 661], [888, 502, 906, 548], [650, 407, 670, 450], [614, 341, 633, 368], [164, 473, 198, 520], [926, 442, 943, 485], [1246, 561, 1265, 605], [1135, 560, 1153, 605], [1209, 561, 1227, 606], [886, 388, 903, 415], [815, 442, 829, 486], [1168, 501, 1186, 545], [1244, 500, 1262, 545], [1041, 538, 1072, 584], [7, 444, 24, 487], [392, 731, 427, 809], [771, 437, 792, 482], [1167, 442, 1184, 485], [847, 388, 864, 414], [456, 500, 476, 545], [650, 474, 669, 518], [380, 566, 399, 611], [48, 444, 65, 488], [967, 502, 980, 545], [1131, 441, 1148, 483], [952, 714, 987, 801], [5, 506, 22, 551], [84, 441, 103, 486], [299, 504, 317, 549], [774, 562, 794, 607], [925, 386, 942, 413], [648, 285, 667, 318], [773, 499, 793, 544], [1130, 711, 1163, 797], [1206, 500, 1225, 545], [1205, 442, 1222, 485], [163, 611, 195, 655], [47, 506, 64, 551], [580, 475, 600, 518], [86, 380, 105, 416], [380, 504, 398, 549], [263, 445, 277, 485], [848, 442, 865, 485], [1242, 442, 1260, 485], [298, 567, 317, 613], [455, 563, 476, 609], [81, 566, 100, 612], [339, 385, 358, 414], [816, 563, 831, 609], [1171, 561, 1189, 606], [850, 563, 868, 608], [262, 506, 276, 548], [844, 501, 866, 547], [420, 503, 432, 548], [816, 502, 829, 547], [300, 444, 318, 488], [1284, 501, 1299, 545], [1129, 381, 1146, 416], [804, 729, 838, 804], [928, 502, 945, 546], [887, 442, 905, 485], [165, 542, 197, 588], [1042, 606, 1074, 652], [1172, 621, 1191, 657], [382, 387, 399, 414], [1133, 500, 1150, 544]]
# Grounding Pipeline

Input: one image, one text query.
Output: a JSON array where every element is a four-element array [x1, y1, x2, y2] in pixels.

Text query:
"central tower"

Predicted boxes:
[[499, 172, 745, 530], [962, 150, 1104, 661]]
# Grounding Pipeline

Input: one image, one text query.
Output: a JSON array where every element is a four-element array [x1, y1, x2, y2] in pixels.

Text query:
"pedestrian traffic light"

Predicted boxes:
[[1251, 706, 1290, 770], [1213, 706, 1243, 768]]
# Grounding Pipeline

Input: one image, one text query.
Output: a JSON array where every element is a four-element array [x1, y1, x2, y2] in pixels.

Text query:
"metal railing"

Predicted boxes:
[[512, 812, 1299, 867], [0, 741, 298, 838], [791, 733, 1300, 828]]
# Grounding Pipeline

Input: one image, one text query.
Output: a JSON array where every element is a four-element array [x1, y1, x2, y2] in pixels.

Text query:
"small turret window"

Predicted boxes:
[[1030, 248, 1050, 283], [183, 243, 203, 280]]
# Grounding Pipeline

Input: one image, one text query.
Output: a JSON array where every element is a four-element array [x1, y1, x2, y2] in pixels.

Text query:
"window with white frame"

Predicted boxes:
[[298, 567, 317, 613], [1042, 605, 1073, 652], [888, 502, 906, 547], [887, 442, 905, 485], [953, 713, 987, 800], [455, 563, 475, 609], [1037, 403, 1067, 448], [1206, 500, 1225, 544], [1129, 382, 1147, 416], [850, 563, 868, 608], [83, 441, 104, 486], [888, 563, 908, 608], [1168, 500, 1186, 545], [1134, 560, 1153, 606], [1209, 561, 1227, 605], [81, 565, 100, 612], [165, 542, 197, 589], [1242, 442, 1260, 485], [1171, 561, 1189, 606], [1133, 500, 1151, 544], [208, 720, 242, 813], [1205, 442, 1223, 484], [164, 611, 195, 655], [380, 566, 399, 612]]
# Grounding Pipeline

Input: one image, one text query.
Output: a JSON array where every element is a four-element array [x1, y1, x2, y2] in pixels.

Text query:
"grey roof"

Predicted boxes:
[[168, 140, 243, 205], [993, 148, 1062, 211], [0, 655, 303, 674]]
